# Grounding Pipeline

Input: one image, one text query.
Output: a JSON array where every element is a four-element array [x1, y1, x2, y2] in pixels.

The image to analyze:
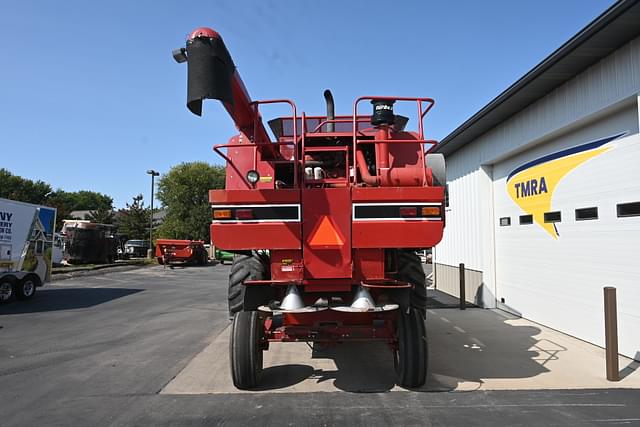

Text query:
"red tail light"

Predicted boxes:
[[399, 207, 417, 217], [235, 209, 253, 219]]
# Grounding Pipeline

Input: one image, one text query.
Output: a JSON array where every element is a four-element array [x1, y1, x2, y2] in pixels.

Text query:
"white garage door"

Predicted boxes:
[[492, 132, 640, 359]]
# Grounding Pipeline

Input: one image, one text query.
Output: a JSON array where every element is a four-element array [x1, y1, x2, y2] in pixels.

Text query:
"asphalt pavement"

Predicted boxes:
[[1, 264, 639, 426]]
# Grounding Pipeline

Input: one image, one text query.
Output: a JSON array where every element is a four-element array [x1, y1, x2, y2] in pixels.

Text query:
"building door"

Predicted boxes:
[[492, 132, 640, 359]]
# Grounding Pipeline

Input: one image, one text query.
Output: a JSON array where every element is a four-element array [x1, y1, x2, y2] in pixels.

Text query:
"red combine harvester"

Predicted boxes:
[[173, 28, 446, 389], [155, 239, 208, 266]]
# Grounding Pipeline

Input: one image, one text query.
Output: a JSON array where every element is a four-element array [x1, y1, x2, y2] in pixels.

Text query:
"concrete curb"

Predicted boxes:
[[52, 263, 153, 281]]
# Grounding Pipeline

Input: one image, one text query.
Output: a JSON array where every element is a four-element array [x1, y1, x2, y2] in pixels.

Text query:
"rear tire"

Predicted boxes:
[[16, 274, 39, 300], [395, 250, 427, 318], [228, 253, 268, 318], [0, 276, 15, 303], [395, 308, 428, 388], [426, 153, 446, 187], [230, 311, 264, 390]]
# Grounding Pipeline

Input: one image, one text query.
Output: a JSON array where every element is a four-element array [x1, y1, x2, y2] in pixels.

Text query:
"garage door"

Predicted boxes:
[[492, 132, 640, 359]]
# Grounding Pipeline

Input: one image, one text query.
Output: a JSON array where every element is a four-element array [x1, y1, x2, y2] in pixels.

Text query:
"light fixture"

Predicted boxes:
[[246, 170, 260, 185], [172, 48, 187, 63]]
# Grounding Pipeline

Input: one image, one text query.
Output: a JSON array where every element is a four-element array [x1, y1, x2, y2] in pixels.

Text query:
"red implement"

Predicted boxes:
[[155, 239, 208, 266], [173, 27, 446, 390]]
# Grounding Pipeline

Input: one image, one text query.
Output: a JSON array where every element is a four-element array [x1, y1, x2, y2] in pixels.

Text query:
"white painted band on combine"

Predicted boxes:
[[352, 202, 442, 221], [211, 204, 301, 223]]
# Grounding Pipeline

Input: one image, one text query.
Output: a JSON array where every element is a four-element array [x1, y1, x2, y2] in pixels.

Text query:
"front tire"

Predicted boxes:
[[395, 308, 428, 388], [228, 253, 268, 318], [16, 274, 39, 300], [230, 311, 264, 390], [395, 250, 427, 318]]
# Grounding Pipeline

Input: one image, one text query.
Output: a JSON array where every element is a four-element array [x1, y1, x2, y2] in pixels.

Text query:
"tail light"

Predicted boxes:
[[421, 206, 441, 217], [235, 209, 253, 220], [399, 207, 418, 217], [213, 209, 232, 219]]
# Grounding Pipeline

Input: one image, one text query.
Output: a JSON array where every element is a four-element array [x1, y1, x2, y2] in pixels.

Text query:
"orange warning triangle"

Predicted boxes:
[[308, 215, 344, 247]]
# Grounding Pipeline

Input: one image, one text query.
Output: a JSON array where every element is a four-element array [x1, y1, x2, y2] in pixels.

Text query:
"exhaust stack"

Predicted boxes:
[[323, 89, 335, 132]]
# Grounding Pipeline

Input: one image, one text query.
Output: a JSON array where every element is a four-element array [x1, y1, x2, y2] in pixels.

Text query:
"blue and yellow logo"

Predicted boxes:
[[506, 133, 624, 238]]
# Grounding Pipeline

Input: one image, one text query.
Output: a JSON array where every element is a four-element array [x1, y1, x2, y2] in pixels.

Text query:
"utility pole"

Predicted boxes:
[[146, 170, 160, 258]]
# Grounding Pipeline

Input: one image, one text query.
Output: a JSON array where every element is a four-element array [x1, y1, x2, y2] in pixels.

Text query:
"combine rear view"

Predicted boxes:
[[173, 28, 446, 389]]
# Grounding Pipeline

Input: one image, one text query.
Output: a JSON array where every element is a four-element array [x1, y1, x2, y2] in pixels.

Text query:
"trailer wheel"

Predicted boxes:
[[230, 311, 264, 390], [395, 250, 427, 318], [395, 308, 428, 388], [228, 253, 268, 318], [16, 274, 39, 300], [0, 276, 15, 302]]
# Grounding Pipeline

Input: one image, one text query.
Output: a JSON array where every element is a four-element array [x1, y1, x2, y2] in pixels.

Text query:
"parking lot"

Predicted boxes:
[[1, 265, 639, 426]]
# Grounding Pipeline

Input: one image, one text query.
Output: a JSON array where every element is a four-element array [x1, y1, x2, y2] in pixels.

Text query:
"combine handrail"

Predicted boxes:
[[310, 117, 371, 134], [352, 96, 435, 186], [214, 99, 299, 188]]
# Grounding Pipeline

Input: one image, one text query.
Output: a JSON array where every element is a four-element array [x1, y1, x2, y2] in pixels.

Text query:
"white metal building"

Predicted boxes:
[[434, 0, 640, 360]]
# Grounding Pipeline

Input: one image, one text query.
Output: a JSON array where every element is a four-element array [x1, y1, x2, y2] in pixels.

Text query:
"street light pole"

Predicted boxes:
[[146, 170, 160, 258]]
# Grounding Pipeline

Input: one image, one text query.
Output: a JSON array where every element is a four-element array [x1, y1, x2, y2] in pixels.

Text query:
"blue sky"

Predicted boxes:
[[1, 0, 613, 208]]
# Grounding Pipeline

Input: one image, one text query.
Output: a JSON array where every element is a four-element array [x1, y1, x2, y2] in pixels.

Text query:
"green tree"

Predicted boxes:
[[116, 194, 150, 240], [86, 206, 115, 224], [0, 168, 52, 204], [48, 190, 114, 229], [157, 162, 225, 241]]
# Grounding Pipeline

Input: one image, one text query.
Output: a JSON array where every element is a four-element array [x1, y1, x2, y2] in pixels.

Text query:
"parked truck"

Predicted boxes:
[[0, 198, 57, 303], [61, 220, 117, 264], [173, 28, 446, 389]]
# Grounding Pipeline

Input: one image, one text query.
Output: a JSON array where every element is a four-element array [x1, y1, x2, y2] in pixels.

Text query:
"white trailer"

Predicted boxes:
[[0, 198, 57, 302]]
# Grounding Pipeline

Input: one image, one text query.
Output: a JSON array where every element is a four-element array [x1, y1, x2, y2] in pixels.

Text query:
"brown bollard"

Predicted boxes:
[[459, 263, 466, 310], [604, 286, 620, 381]]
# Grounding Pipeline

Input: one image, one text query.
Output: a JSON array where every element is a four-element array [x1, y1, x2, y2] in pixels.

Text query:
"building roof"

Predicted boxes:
[[436, 0, 640, 156], [69, 210, 94, 219]]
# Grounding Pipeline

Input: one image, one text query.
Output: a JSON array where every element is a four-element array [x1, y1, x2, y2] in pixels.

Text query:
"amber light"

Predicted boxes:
[[213, 209, 232, 219], [421, 206, 441, 217]]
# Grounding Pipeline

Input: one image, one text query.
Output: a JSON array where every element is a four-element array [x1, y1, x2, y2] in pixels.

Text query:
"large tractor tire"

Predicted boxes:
[[228, 253, 268, 318], [395, 307, 428, 388], [15, 274, 39, 300], [230, 310, 264, 390], [426, 153, 446, 187], [395, 250, 427, 318]]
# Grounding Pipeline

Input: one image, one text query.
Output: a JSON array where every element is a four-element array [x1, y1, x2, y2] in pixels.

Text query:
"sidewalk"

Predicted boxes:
[[163, 307, 640, 394]]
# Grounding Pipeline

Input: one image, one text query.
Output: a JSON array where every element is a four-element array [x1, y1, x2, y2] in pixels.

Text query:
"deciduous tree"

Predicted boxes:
[[156, 162, 225, 241], [0, 168, 52, 204]]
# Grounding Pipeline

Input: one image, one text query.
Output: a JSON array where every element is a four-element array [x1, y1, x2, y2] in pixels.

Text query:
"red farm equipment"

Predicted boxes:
[[155, 239, 208, 266], [173, 28, 446, 389]]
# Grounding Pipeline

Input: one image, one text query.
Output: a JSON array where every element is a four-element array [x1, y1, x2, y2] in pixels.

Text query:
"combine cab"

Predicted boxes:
[[173, 28, 446, 389]]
